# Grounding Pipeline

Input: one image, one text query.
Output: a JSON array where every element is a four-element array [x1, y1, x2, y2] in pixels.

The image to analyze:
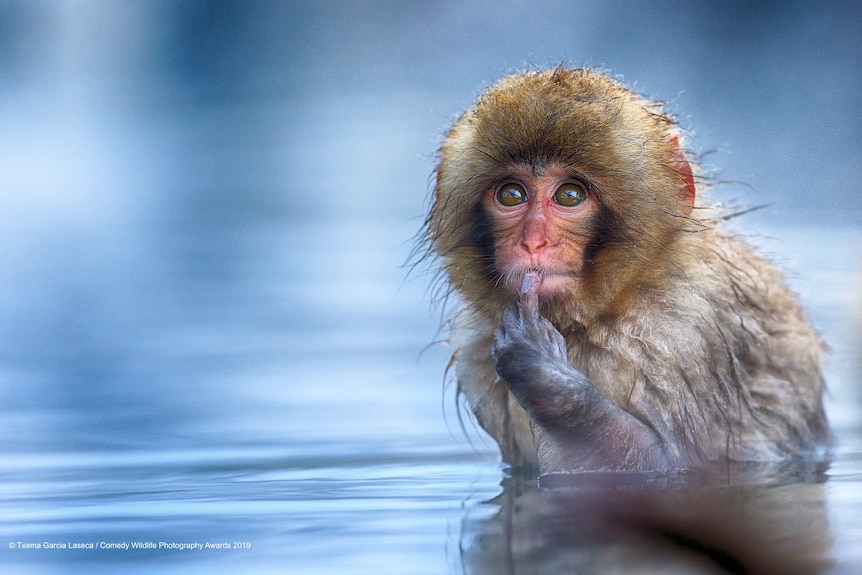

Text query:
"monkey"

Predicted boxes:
[[423, 66, 830, 475]]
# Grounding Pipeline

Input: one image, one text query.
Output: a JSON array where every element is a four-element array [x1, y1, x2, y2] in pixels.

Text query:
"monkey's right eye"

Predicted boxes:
[[496, 183, 528, 207]]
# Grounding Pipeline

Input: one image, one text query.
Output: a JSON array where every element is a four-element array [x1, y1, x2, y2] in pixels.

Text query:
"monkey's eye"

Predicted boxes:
[[496, 183, 528, 207], [554, 183, 587, 207]]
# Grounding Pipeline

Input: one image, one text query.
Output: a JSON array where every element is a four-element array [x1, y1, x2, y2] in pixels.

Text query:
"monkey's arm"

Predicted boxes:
[[492, 275, 673, 474]]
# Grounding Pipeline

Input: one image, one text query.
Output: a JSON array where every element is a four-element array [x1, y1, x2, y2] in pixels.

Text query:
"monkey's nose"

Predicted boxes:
[[520, 232, 551, 255]]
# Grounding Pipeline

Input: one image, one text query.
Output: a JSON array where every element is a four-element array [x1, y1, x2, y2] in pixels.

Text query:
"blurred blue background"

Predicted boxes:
[[0, 2, 860, 573]]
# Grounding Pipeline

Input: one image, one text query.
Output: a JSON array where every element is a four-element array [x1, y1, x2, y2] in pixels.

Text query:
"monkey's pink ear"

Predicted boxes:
[[669, 134, 695, 211]]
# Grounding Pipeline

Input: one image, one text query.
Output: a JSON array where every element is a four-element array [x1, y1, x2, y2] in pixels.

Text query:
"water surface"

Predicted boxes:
[[0, 217, 859, 574]]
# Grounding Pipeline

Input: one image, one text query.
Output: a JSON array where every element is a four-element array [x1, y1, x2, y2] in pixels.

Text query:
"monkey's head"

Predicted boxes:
[[428, 67, 701, 328]]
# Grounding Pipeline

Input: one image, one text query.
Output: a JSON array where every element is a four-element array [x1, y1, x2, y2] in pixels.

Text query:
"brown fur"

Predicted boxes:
[[425, 67, 829, 469]]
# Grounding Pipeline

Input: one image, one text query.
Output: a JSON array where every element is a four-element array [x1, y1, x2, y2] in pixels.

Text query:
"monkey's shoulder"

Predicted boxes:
[[569, 233, 826, 396], [688, 233, 822, 342]]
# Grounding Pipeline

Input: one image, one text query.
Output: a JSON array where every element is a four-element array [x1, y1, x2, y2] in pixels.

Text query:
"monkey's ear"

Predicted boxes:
[[669, 134, 695, 213]]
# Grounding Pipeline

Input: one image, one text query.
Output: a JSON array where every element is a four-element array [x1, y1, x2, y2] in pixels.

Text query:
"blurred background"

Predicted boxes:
[[0, 1, 860, 574]]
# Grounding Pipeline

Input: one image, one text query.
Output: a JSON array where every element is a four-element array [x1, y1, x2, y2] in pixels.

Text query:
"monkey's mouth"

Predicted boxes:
[[512, 269, 578, 299]]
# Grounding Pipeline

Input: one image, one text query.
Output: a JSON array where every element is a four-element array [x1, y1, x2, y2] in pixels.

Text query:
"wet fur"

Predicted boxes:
[[423, 67, 829, 471]]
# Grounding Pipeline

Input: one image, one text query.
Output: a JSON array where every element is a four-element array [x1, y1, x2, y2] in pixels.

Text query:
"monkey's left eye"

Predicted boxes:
[[554, 183, 587, 207], [497, 183, 528, 207]]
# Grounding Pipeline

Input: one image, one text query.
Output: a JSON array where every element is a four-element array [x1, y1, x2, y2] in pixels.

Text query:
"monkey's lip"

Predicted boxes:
[[515, 270, 576, 296], [520, 270, 578, 281]]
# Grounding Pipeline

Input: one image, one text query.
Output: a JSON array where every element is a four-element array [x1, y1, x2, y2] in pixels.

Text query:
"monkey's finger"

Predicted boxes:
[[492, 327, 505, 359], [501, 304, 521, 329], [520, 271, 541, 319]]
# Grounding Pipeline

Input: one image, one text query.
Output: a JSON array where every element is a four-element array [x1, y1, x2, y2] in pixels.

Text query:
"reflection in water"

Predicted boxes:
[[461, 463, 833, 575]]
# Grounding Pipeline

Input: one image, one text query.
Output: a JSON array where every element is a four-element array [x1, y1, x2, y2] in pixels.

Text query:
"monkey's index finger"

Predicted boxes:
[[520, 272, 541, 318]]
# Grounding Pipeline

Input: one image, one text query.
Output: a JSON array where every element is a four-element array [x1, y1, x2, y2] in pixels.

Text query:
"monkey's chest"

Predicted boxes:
[[569, 344, 660, 411]]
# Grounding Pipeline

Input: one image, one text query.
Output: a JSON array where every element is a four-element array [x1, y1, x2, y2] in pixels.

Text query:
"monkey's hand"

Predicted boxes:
[[492, 272, 591, 426], [492, 272, 672, 473]]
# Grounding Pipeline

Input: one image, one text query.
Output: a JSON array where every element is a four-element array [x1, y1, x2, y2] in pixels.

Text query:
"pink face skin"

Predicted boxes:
[[484, 164, 598, 300]]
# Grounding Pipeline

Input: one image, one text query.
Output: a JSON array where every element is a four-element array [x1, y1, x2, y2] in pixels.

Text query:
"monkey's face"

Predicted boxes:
[[485, 163, 599, 302], [431, 69, 699, 325]]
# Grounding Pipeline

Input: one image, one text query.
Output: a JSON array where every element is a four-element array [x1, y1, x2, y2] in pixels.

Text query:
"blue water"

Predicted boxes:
[[0, 215, 860, 574]]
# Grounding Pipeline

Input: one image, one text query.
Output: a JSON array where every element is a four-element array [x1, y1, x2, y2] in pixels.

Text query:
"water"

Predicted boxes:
[[1, 2, 861, 573], [0, 215, 859, 574]]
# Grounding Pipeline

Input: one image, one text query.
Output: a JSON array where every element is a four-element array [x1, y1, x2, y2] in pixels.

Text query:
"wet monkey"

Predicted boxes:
[[424, 67, 829, 474]]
